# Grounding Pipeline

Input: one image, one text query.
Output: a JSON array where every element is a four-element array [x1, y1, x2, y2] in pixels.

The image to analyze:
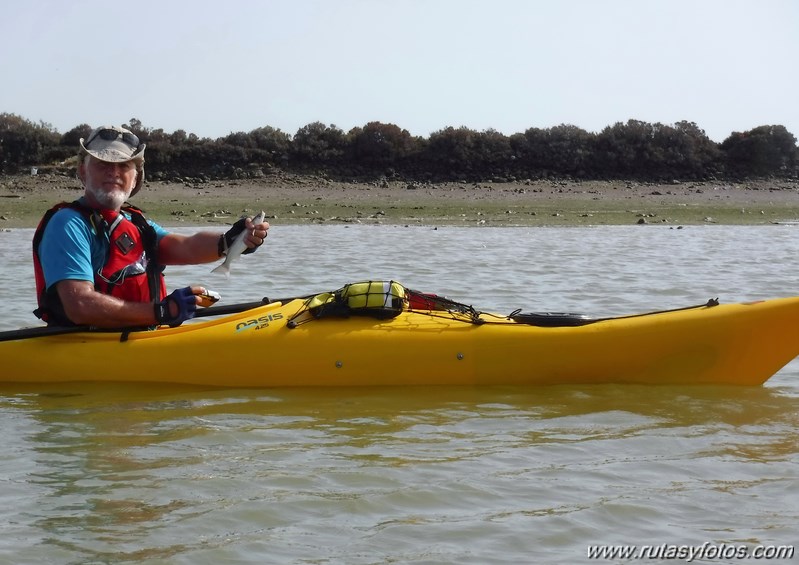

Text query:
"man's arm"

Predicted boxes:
[[55, 280, 205, 328], [55, 279, 160, 327], [158, 218, 269, 265], [158, 231, 222, 265]]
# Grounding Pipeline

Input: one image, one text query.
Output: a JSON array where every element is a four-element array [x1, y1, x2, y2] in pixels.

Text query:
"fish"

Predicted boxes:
[[212, 211, 266, 277]]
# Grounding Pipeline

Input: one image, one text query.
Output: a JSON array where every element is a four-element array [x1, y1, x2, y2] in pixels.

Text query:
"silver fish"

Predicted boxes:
[[212, 211, 266, 277]]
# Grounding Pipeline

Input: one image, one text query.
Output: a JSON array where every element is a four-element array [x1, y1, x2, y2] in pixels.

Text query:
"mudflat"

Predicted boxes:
[[1, 172, 798, 228]]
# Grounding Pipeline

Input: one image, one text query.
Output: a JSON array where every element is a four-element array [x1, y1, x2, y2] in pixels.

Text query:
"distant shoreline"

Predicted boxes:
[[2, 172, 799, 229]]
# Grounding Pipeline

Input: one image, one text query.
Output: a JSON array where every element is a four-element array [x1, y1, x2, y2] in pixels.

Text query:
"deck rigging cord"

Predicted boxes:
[[281, 280, 721, 329]]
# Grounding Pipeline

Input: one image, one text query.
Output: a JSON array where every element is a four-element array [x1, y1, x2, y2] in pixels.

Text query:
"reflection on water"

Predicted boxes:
[[1, 382, 797, 564], [1, 225, 798, 563]]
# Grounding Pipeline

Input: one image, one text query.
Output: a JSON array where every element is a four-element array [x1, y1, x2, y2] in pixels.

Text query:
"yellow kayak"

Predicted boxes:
[[2, 281, 798, 387]]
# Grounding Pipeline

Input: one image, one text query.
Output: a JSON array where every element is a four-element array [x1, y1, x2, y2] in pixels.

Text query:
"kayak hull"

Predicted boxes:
[[2, 297, 799, 387]]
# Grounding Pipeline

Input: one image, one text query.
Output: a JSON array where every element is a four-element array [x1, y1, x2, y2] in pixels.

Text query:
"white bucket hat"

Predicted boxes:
[[79, 125, 147, 195]]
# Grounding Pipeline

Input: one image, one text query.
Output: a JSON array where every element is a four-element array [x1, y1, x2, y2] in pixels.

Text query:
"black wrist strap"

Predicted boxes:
[[154, 300, 171, 325]]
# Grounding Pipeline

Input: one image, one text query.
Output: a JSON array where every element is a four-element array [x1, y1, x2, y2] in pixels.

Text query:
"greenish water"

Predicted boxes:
[[1, 225, 797, 563]]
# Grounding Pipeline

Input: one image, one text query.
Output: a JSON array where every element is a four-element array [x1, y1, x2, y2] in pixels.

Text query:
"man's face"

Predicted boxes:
[[79, 156, 137, 210]]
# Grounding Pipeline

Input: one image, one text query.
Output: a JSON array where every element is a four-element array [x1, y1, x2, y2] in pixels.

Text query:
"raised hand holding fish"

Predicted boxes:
[[212, 211, 267, 277]]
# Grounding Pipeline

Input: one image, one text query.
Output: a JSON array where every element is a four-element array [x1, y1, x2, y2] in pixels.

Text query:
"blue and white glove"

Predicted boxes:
[[154, 287, 197, 327]]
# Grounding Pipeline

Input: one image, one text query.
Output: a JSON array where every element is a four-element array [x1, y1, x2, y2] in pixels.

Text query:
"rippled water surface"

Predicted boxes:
[[1, 225, 797, 564]]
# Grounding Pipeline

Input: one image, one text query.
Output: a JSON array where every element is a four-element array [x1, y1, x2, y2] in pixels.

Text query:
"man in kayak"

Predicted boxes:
[[32, 125, 269, 328]]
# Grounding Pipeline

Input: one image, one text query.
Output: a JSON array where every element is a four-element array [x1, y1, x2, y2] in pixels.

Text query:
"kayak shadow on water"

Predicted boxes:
[[1, 380, 797, 563], [4, 382, 797, 504], [2, 380, 797, 439]]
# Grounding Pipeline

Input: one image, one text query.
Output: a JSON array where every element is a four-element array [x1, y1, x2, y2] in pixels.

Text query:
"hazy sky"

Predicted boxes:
[[2, 0, 797, 142]]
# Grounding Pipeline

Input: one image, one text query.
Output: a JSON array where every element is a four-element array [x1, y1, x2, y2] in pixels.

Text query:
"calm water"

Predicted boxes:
[[1, 225, 797, 564]]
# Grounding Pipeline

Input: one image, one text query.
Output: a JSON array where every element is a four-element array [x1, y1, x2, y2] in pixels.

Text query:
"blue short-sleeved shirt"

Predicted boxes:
[[38, 205, 169, 291]]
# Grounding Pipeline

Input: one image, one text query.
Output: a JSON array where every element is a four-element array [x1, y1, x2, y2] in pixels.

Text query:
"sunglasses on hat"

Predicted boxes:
[[85, 128, 140, 149]]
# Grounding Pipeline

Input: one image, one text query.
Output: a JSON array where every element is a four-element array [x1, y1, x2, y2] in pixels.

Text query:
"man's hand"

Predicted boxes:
[[218, 215, 270, 256], [155, 286, 206, 327]]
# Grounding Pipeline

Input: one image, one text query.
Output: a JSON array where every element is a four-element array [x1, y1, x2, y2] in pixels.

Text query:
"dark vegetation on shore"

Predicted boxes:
[[1, 113, 797, 184]]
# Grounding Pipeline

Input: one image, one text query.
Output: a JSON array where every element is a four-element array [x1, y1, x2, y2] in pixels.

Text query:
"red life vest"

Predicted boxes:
[[32, 201, 167, 325]]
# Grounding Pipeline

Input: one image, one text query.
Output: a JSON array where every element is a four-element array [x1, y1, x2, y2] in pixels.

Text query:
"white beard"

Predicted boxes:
[[86, 183, 130, 210]]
